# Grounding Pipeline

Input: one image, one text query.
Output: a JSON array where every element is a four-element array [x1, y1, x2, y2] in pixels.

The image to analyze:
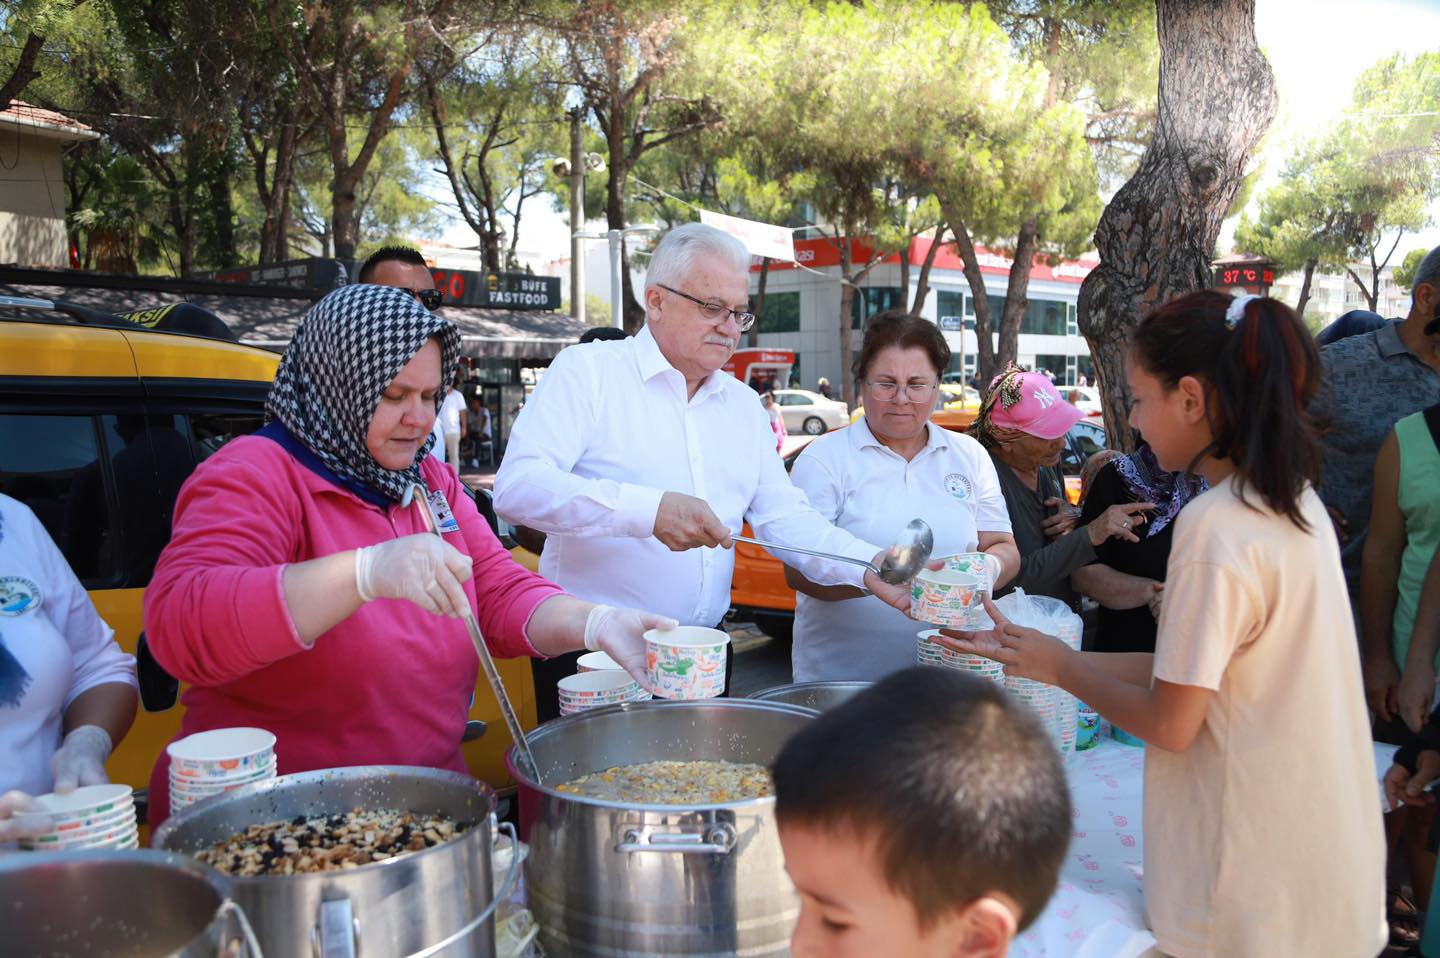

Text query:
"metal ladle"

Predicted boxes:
[[733, 517, 935, 586], [403, 483, 542, 784]]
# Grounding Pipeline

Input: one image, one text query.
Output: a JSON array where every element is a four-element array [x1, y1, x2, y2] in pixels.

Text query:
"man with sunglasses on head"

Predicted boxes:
[[494, 223, 915, 702], [358, 245, 445, 311]]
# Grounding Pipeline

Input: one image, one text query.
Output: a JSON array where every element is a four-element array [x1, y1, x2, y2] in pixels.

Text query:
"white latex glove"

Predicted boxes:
[[584, 605, 679, 692], [0, 790, 50, 842], [51, 724, 113, 793], [355, 533, 474, 618]]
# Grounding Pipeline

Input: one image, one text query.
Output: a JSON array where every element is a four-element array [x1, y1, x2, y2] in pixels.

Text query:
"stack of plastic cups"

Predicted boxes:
[[916, 630, 946, 668], [168, 727, 277, 817], [15, 784, 139, 852], [917, 629, 1005, 686], [1005, 675, 1059, 740], [557, 670, 650, 716], [1053, 611, 1083, 757]]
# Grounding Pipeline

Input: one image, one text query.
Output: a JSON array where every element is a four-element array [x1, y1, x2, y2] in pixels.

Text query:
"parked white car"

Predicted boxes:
[[772, 389, 849, 435], [1062, 385, 1103, 417]]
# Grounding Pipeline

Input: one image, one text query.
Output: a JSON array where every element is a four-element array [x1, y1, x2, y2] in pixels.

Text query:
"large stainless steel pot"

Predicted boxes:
[[507, 699, 815, 958], [747, 681, 870, 713], [154, 765, 513, 958], [0, 848, 257, 957]]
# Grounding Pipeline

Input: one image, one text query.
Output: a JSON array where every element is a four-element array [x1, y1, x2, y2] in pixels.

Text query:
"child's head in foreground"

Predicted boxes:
[[772, 668, 1071, 958]]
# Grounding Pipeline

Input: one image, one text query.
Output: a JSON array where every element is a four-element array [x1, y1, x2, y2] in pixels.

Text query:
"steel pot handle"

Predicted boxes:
[[405, 821, 523, 958], [616, 823, 737, 855], [219, 899, 265, 958], [312, 898, 358, 958]]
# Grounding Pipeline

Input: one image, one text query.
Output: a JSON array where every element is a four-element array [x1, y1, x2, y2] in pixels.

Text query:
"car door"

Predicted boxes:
[[778, 393, 811, 432]]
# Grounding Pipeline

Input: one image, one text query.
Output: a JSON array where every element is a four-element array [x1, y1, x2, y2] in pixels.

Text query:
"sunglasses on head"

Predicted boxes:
[[406, 288, 444, 311]]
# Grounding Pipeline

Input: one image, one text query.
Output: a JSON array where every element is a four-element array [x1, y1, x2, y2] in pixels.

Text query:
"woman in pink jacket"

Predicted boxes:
[[144, 285, 674, 825]]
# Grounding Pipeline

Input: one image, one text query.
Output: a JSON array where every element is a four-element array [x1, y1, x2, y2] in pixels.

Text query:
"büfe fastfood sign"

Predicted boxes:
[[430, 270, 562, 310]]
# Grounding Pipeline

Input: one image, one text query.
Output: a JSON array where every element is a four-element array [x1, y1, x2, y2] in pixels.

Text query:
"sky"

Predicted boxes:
[[440, 0, 1440, 261]]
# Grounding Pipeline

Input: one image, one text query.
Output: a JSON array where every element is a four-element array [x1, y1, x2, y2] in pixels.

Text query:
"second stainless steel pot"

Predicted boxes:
[[746, 680, 871, 713], [154, 765, 504, 958], [0, 848, 253, 957], [508, 699, 815, 958]]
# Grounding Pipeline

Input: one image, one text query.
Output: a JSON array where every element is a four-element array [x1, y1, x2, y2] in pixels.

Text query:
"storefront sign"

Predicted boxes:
[[194, 257, 350, 291], [430, 270, 561, 310]]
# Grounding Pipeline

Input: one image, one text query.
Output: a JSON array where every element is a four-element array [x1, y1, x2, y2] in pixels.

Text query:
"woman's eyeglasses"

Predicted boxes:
[[656, 284, 756, 332], [406, 288, 444, 311], [866, 380, 938, 402]]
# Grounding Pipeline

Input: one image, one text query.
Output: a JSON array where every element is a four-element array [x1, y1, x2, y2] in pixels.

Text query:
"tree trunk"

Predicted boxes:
[[208, 150, 237, 268], [1076, 0, 1277, 450], [899, 245, 911, 309], [0, 33, 46, 113], [910, 226, 945, 316], [998, 216, 1038, 373], [749, 256, 771, 347], [1295, 257, 1317, 317], [944, 211, 998, 390]]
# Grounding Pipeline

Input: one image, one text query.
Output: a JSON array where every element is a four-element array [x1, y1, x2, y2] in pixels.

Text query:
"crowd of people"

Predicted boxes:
[[2, 220, 1439, 957]]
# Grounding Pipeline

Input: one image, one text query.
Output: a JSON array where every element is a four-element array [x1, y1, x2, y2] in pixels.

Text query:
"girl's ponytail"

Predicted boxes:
[[1131, 291, 1321, 530]]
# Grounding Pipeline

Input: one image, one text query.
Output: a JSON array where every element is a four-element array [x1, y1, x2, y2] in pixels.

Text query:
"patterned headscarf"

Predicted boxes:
[[968, 362, 1029, 449], [266, 284, 461, 503], [1113, 443, 1208, 538]]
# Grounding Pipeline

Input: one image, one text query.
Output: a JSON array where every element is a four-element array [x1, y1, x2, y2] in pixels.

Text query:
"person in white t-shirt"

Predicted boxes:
[[939, 291, 1386, 957], [437, 378, 468, 472], [788, 311, 1019, 682], [0, 494, 139, 841]]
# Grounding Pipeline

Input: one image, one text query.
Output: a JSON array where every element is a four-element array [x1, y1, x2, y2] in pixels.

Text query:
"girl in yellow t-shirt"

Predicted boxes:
[[940, 290, 1386, 958]]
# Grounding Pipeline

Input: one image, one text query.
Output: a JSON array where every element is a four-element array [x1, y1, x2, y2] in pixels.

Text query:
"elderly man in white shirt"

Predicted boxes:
[[494, 224, 910, 701]]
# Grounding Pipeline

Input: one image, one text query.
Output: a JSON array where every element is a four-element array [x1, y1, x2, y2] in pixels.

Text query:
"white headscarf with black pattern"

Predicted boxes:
[[266, 284, 461, 503]]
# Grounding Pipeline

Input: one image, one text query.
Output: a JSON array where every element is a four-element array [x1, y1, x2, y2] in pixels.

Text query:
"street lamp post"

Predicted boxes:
[[552, 114, 606, 327], [574, 226, 662, 331], [569, 110, 585, 328]]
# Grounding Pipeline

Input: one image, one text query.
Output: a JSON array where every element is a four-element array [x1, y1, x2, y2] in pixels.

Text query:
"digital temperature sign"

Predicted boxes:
[[1214, 266, 1275, 288]]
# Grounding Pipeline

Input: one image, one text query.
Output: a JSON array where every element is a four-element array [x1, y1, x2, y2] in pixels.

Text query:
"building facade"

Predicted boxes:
[[1269, 260, 1410, 327], [0, 102, 97, 268], [743, 235, 1098, 395]]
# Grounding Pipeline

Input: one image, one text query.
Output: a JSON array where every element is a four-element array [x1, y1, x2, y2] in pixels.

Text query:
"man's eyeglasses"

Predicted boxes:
[[866, 380, 938, 402], [657, 284, 756, 332], [405, 288, 444, 311]]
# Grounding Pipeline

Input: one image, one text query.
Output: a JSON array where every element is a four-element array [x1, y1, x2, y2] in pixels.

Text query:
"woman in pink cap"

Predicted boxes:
[[969, 366, 1153, 610]]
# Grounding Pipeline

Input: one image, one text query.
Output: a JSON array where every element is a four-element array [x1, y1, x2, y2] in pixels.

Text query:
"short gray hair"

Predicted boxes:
[[643, 223, 750, 307], [1415, 244, 1440, 298]]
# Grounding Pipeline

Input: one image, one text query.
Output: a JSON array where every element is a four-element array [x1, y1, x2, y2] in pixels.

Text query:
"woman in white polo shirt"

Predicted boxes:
[[786, 311, 1020, 682]]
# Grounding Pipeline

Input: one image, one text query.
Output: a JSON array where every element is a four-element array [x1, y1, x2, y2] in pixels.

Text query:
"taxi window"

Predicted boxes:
[[0, 413, 118, 582], [187, 412, 265, 463]]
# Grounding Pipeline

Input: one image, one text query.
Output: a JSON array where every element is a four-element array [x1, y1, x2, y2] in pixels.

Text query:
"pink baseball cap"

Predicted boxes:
[[989, 371, 1084, 440]]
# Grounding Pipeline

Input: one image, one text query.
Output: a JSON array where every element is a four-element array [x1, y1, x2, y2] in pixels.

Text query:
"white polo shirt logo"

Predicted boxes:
[[0, 576, 40, 616], [944, 473, 973, 501]]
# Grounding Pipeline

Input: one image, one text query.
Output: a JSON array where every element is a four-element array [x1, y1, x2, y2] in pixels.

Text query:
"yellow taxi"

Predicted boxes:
[[0, 305, 536, 816]]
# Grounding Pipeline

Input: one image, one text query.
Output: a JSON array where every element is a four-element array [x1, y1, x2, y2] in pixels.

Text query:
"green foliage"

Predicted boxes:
[[1240, 52, 1440, 307], [1394, 247, 1430, 293]]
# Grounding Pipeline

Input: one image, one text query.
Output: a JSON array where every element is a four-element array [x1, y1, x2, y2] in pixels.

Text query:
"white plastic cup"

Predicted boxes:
[[910, 569, 986, 628], [168, 728, 275, 783], [577, 651, 622, 673], [643, 627, 729, 700]]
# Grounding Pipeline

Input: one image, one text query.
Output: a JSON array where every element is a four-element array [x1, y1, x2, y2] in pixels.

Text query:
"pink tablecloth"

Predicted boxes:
[[1013, 740, 1156, 958], [1014, 738, 1400, 957]]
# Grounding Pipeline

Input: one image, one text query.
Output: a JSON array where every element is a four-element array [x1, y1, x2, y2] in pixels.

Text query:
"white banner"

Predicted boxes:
[[699, 209, 796, 263]]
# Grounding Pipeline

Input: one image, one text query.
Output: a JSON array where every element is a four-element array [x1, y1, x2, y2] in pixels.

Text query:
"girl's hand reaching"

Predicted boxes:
[[935, 596, 1075, 686]]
